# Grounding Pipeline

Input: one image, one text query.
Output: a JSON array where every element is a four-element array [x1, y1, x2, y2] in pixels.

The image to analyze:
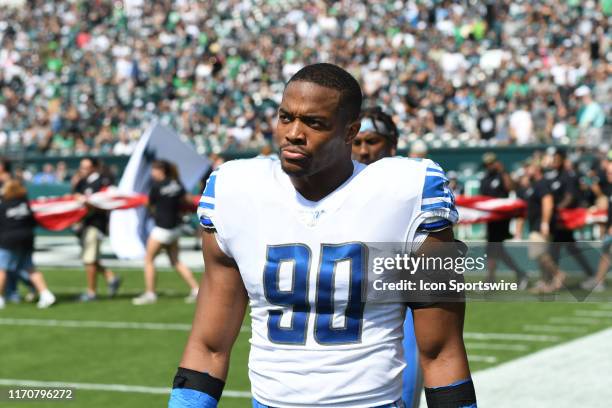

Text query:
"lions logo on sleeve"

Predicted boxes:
[[418, 160, 459, 231]]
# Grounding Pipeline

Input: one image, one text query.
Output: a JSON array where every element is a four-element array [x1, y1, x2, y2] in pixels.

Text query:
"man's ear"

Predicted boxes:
[[345, 120, 361, 145]]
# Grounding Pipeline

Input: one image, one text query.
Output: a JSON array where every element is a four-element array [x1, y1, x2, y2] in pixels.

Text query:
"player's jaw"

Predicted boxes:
[[279, 144, 313, 176]]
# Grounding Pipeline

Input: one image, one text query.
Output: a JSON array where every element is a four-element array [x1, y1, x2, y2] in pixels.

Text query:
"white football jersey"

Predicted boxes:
[[198, 157, 458, 408]]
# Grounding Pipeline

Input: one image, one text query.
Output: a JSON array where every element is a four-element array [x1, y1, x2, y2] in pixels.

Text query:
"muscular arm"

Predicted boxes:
[[178, 231, 248, 381], [412, 228, 471, 388], [541, 194, 554, 236]]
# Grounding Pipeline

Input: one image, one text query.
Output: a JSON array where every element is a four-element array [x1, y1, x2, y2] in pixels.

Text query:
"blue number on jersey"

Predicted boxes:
[[263, 243, 364, 345], [263, 244, 311, 344]]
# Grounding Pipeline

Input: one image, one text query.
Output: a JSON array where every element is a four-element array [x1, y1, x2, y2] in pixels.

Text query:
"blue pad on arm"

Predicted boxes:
[[168, 388, 218, 408]]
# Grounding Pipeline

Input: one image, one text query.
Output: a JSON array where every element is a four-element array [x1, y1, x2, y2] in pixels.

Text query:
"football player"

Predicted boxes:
[[170, 63, 476, 408], [352, 107, 423, 408]]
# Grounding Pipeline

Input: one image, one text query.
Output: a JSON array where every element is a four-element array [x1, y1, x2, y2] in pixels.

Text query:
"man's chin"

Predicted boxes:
[[280, 160, 310, 177]]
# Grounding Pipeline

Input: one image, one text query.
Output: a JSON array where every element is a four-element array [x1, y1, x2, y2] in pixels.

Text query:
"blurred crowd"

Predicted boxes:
[[0, 0, 610, 157]]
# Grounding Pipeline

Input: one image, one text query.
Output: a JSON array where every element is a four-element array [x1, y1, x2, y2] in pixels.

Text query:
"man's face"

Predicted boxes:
[[606, 162, 612, 183], [275, 81, 357, 177], [352, 131, 394, 165], [79, 159, 95, 178]]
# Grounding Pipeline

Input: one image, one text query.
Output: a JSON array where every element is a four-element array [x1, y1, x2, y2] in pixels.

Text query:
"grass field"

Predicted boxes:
[[1, 268, 611, 407]]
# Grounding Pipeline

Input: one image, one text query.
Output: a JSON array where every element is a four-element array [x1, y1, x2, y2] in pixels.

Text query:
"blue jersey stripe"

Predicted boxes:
[[200, 216, 213, 226], [202, 174, 217, 199], [422, 175, 448, 199], [421, 201, 454, 211], [426, 165, 444, 175], [198, 201, 214, 210], [419, 219, 452, 230]]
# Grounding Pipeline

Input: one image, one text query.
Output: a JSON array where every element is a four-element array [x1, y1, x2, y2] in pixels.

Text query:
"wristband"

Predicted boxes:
[[424, 378, 477, 408], [168, 367, 225, 408]]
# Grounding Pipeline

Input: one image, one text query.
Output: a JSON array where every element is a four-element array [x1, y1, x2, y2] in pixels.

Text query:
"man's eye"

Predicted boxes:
[[279, 115, 291, 123]]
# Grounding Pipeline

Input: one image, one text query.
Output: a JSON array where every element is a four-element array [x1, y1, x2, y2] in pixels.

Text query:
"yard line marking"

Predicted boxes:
[[463, 332, 559, 342], [468, 355, 498, 363], [0, 379, 251, 398], [597, 303, 612, 310], [575, 310, 612, 318], [548, 317, 610, 325], [466, 343, 529, 352], [522, 324, 586, 333], [0, 318, 251, 333]]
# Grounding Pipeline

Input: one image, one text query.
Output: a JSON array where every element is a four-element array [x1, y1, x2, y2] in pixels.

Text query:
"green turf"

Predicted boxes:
[[1, 268, 610, 407]]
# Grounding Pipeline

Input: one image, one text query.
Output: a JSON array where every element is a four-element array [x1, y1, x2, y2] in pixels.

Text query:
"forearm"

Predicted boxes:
[[420, 339, 471, 387], [542, 195, 553, 225], [179, 336, 231, 381]]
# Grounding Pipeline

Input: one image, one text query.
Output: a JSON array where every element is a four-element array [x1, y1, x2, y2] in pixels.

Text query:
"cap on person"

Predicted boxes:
[[409, 140, 428, 158], [574, 86, 591, 97], [482, 152, 497, 165]]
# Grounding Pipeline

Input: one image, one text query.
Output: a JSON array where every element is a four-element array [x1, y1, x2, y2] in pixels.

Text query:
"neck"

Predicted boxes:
[[290, 159, 354, 202]]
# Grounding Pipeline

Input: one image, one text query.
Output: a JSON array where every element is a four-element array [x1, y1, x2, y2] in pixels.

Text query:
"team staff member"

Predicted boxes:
[[352, 107, 424, 408], [133, 160, 199, 305], [546, 150, 595, 280], [72, 157, 121, 301], [0, 179, 55, 309], [480, 153, 528, 289], [524, 162, 564, 293], [583, 161, 612, 292]]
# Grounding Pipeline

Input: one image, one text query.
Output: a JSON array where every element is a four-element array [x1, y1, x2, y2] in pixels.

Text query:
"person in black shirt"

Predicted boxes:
[[584, 162, 612, 292], [72, 157, 121, 302], [477, 99, 497, 141], [524, 163, 565, 294], [479, 153, 527, 288], [0, 179, 55, 309], [132, 160, 199, 305], [546, 150, 595, 279]]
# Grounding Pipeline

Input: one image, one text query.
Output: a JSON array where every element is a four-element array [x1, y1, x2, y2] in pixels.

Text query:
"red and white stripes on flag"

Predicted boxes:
[[455, 195, 607, 229], [30, 188, 148, 231], [29, 193, 607, 232]]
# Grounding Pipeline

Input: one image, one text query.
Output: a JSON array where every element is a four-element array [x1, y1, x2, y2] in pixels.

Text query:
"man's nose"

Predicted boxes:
[[285, 121, 306, 144]]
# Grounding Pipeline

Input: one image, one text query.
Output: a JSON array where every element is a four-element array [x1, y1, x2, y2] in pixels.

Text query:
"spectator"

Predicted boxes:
[[0, 179, 56, 309], [55, 161, 68, 183], [31, 163, 58, 184], [1, 1, 609, 155], [575, 86, 606, 146], [508, 102, 535, 145], [112, 130, 137, 156], [409, 140, 428, 159]]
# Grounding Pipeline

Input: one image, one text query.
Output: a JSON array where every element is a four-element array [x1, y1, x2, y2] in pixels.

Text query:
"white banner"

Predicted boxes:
[[109, 123, 210, 259]]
